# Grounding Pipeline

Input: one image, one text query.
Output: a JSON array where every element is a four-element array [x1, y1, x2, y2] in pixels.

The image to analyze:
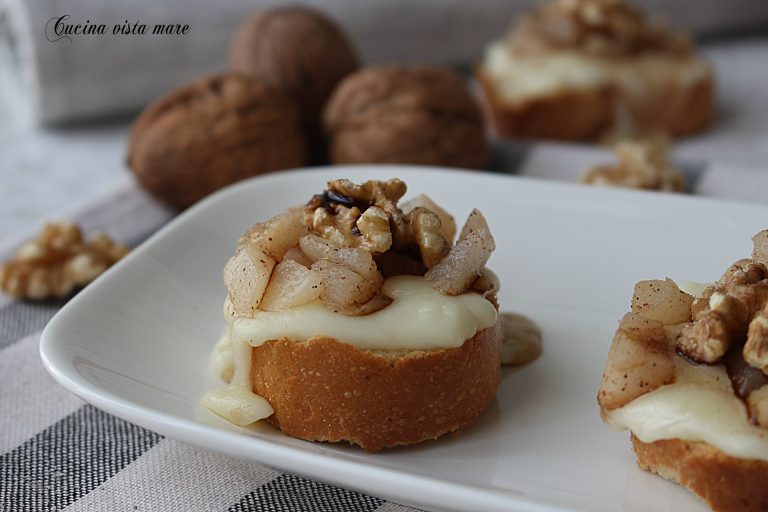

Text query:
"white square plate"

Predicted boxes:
[[40, 167, 768, 512]]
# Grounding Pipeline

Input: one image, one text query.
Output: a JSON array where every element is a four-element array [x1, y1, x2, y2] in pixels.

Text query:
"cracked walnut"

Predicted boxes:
[[0, 221, 129, 300]]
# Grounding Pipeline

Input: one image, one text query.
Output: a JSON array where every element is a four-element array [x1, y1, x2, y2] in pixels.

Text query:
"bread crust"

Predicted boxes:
[[250, 319, 501, 451], [656, 73, 715, 138], [476, 66, 714, 141], [477, 69, 614, 141], [631, 434, 768, 512]]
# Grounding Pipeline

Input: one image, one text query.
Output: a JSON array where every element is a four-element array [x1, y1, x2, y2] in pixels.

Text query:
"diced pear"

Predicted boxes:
[[311, 259, 378, 310], [238, 207, 309, 260], [223, 244, 275, 316], [260, 259, 323, 311], [299, 234, 381, 283], [458, 208, 492, 243], [425, 209, 495, 295], [598, 313, 675, 410], [631, 278, 694, 325], [282, 245, 313, 268], [753, 230, 768, 266]]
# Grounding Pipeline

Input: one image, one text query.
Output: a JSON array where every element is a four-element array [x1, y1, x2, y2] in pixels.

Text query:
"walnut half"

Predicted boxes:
[[0, 221, 129, 300], [305, 178, 407, 252], [744, 303, 768, 373], [677, 292, 740, 363], [508, 0, 692, 58], [676, 249, 768, 369], [406, 207, 449, 269]]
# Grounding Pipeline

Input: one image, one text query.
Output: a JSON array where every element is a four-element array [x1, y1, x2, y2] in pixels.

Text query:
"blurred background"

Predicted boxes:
[[2, 0, 768, 240]]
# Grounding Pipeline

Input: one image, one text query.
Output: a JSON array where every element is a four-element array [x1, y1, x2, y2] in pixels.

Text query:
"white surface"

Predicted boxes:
[[676, 36, 768, 167], [40, 167, 768, 512], [513, 141, 768, 202], [0, 92, 132, 240]]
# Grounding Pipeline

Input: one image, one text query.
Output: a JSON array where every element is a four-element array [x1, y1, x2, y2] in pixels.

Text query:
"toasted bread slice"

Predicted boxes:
[[631, 435, 768, 512], [476, 61, 714, 141], [250, 319, 501, 451]]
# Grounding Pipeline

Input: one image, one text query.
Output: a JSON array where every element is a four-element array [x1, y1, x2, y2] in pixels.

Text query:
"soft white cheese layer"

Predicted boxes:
[[605, 359, 768, 462], [229, 275, 498, 351], [676, 280, 711, 298], [483, 42, 711, 103]]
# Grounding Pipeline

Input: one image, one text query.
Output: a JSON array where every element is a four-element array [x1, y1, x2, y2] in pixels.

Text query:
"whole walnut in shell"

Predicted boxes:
[[127, 74, 305, 209], [324, 66, 489, 169], [229, 7, 359, 158]]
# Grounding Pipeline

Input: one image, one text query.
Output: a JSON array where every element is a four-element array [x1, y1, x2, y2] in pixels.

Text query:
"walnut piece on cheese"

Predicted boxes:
[[677, 259, 768, 365]]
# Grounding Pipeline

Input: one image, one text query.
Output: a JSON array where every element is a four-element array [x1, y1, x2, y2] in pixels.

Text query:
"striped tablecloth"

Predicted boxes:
[[1, 143, 766, 512]]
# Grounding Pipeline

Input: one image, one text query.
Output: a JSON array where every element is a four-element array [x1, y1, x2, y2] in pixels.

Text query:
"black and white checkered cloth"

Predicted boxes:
[[1, 142, 766, 512]]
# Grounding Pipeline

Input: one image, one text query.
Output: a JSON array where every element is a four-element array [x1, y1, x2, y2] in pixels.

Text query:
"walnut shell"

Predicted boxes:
[[324, 66, 489, 169], [229, 6, 359, 159], [127, 74, 306, 210]]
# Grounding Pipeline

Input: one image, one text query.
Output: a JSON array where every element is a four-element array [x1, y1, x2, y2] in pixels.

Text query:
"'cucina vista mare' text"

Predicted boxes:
[[46, 15, 189, 42]]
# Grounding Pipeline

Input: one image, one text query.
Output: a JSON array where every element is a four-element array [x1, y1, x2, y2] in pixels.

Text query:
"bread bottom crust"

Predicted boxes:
[[477, 71, 614, 141], [477, 69, 714, 141], [631, 434, 768, 512], [250, 319, 501, 451]]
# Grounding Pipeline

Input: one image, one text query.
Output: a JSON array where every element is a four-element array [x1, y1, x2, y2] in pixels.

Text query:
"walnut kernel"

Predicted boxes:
[[581, 141, 686, 192], [356, 207, 392, 253], [406, 207, 449, 269], [744, 304, 768, 374], [676, 256, 768, 367], [508, 0, 691, 58], [305, 179, 407, 252], [0, 221, 129, 300]]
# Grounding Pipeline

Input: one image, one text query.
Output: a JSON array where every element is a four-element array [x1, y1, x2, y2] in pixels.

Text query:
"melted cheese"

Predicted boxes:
[[209, 333, 234, 384], [677, 280, 711, 298], [483, 42, 710, 103], [229, 275, 498, 351], [201, 385, 274, 426], [605, 359, 768, 462]]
